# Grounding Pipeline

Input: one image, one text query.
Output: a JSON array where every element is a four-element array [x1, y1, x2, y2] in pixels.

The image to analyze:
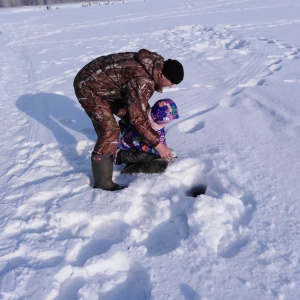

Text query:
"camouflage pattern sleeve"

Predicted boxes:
[[123, 77, 160, 147]]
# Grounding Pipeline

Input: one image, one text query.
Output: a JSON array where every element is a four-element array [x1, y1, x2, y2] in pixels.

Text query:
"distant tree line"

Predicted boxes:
[[0, 0, 117, 8]]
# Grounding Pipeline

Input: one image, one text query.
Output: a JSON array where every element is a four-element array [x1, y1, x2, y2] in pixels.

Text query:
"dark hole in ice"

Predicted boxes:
[[186, 184, 207, 197]]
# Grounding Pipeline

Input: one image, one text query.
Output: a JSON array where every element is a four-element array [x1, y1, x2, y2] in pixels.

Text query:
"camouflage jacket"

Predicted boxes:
[[74, 49, 165, 147]]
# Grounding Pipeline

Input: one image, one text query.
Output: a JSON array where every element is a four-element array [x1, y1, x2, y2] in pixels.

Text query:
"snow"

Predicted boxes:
[[1, 0, 300, 299]]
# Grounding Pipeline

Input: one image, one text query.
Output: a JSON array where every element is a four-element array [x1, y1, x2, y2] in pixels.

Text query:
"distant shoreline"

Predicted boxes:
[[0, 0, 131, 9]]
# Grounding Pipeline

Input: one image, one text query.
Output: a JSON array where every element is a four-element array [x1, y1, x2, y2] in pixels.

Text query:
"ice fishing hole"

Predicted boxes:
[[186, 184, 207, 197]]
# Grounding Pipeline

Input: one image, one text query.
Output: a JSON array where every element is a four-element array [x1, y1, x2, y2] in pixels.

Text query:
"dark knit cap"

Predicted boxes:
[[162, 59, 184, 84]]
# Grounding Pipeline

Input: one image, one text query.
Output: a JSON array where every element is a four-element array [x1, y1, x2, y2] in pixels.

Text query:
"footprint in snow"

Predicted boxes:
[[52, 253, 149, 299], [74, 220, 130, 267], [143, 213, 189, 256], [98, 266, 151, 300], [59, 117, 76, 125], [178, 119, 205, 134]]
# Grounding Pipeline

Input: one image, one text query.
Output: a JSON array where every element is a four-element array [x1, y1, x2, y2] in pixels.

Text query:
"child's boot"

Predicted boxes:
[[114, 149, 155, 165], [121, 158, 169, 174]]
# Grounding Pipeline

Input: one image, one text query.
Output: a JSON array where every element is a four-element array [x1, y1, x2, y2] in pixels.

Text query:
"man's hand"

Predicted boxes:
[[155, 143, 174, 160]]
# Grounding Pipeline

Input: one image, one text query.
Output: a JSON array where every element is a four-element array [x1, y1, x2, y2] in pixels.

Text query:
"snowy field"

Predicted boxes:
[[1, 0, 300, 299]]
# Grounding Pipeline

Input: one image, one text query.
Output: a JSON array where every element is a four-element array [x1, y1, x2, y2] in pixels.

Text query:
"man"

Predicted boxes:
[[73, 48, 184, 191]]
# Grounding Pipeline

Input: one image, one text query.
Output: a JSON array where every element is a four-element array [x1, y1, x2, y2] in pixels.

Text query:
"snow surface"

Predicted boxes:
[[1, 0, 300, 299]]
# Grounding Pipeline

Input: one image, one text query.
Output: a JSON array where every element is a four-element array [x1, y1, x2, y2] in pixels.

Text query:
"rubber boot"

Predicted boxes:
[[120, 149, 156, 164], [121, 158, 170, 174], [91, 153, 121, 191]]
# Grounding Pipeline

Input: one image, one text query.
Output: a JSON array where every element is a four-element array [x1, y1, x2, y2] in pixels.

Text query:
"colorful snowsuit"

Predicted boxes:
[[120, 123, 166, 155], [73, 49, 165, 154], [120, 99, 179, 155]]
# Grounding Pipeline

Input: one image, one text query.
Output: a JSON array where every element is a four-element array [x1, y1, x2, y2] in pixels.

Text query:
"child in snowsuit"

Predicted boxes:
[[114, 99, 179, 172]]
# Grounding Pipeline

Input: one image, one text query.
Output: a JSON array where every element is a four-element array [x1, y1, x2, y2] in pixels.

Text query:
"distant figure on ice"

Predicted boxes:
[[113, 99, 179, 173], [73, 49, 184, 190]]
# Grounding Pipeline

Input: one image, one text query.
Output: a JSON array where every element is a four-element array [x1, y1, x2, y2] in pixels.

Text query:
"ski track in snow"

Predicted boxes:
[[1, 0, 300, 298]]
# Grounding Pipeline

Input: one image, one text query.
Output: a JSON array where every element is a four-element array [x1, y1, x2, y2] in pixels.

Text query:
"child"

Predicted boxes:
[[114, 99, 179, 172]]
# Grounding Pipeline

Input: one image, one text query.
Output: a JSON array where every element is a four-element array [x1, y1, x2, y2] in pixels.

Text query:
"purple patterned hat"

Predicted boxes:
[[151, 99, 179, 123]]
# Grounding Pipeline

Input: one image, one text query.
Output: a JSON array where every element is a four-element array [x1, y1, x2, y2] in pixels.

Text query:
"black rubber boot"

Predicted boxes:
[[121, 158, 170, 174], [120, 149, 156, 164], [91, 153, 121, 190]]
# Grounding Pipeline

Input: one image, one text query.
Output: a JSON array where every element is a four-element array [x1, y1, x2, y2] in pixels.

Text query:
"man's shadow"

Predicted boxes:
[[16, 92, 95, 181]]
